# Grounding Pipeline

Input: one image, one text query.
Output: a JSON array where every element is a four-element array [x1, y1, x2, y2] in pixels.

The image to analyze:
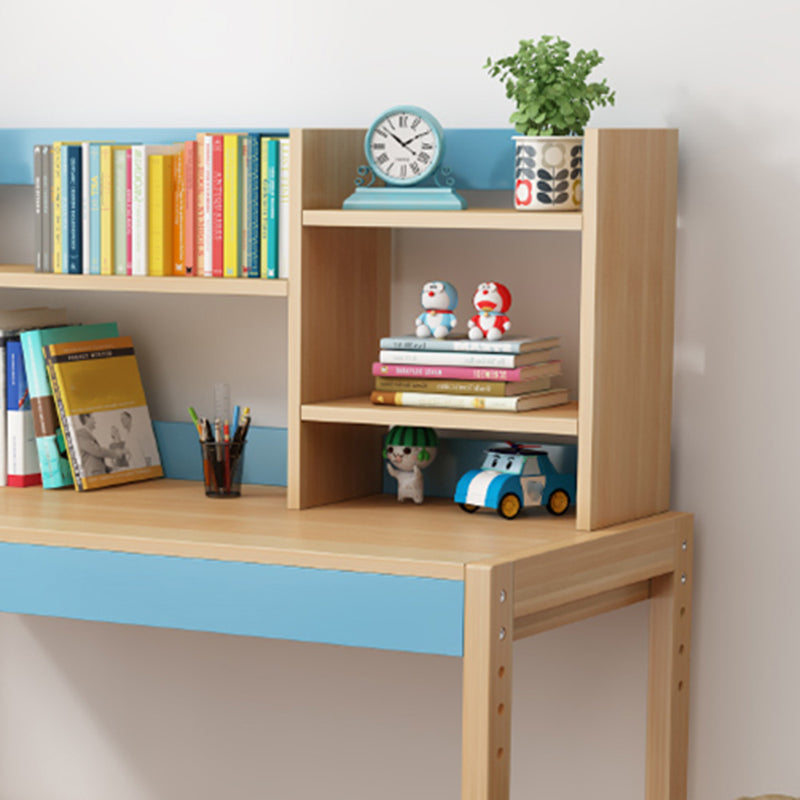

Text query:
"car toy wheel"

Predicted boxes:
[[546, 489, 570, 515], [459, 503, 479, 513], [497, 493, 521, 520]]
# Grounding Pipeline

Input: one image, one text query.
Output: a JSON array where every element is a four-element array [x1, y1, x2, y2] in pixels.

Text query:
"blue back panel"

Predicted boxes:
[[0, 128, 516, 189], [0, 542, 464, 656]]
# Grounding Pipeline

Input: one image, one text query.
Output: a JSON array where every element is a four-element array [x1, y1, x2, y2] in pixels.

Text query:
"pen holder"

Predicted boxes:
[[200, 440, 245, 497]]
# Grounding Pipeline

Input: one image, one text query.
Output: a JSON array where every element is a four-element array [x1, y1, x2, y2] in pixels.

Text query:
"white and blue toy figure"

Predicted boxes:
[[415, 280, 458, 338]]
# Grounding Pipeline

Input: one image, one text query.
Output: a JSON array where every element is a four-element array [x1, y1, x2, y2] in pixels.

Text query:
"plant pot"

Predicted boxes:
[[513, 136, 583, 211]]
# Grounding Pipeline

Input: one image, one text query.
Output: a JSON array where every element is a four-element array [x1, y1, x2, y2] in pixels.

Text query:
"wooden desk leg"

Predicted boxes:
[[462, 562, 514, 800], [646, 517, 693, 800]]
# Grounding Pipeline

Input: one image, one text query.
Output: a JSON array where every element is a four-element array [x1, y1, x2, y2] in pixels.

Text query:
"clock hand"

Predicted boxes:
[[387, 131, 418, 157], [402, 131, 431, 146]]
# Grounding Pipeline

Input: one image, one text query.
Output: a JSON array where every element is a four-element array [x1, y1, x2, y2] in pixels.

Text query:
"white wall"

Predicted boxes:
[[1, 0, 799, 798]]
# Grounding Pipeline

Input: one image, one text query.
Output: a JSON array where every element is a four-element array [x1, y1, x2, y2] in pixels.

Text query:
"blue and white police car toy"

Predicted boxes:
[[454, 443, 576, 520]]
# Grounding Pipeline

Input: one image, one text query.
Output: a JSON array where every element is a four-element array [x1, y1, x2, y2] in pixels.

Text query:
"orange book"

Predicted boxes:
[[196, 133, 207, 276], [184, 141, 197, 275], [173, 144, 186, 275]]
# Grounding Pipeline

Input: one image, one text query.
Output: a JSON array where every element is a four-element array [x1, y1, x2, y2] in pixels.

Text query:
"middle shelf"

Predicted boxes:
[[301, 397, 579, 436]]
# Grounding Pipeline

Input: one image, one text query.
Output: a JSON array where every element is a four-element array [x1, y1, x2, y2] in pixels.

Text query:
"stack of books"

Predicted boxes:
[[370, 335, 569, 412], [32, 132, 290, 279]]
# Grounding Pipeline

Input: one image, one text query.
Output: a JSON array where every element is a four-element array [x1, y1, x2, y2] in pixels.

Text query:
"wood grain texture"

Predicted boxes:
[[578, 128, 679, 530]]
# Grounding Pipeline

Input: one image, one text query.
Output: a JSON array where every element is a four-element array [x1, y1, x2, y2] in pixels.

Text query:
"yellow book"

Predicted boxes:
[[223, 133, 241, 277], [99, 145, 114, 275], [43, 335, 163, 491], [51, 142, 64, 274], [148, 154, 174, 276]]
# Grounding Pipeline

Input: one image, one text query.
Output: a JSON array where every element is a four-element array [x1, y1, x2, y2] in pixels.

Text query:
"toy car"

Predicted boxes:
[[454, 443, 576, 520]]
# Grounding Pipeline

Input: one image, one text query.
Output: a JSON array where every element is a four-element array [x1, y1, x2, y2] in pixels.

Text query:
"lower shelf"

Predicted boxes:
[[301, 396, 579, 436]]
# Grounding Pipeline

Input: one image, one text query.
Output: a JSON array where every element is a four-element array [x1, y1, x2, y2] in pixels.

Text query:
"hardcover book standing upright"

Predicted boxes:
[[44, 336, 163, 491]]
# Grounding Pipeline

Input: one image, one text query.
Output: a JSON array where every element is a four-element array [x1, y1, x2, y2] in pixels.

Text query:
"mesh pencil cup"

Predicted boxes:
[[200, 439, 245, 497]]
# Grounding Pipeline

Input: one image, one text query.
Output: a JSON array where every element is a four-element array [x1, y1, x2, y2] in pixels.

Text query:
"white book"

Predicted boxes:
[[0, 339, 6, 486], [378, 348, 549, 368], [370, 387, 570, 412], [278, 137, 291, 279], [81, 142, 91, 273]]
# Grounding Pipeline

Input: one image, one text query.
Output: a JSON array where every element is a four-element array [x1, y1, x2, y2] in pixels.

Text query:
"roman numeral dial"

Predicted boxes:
[[366, 107, 443, 186]]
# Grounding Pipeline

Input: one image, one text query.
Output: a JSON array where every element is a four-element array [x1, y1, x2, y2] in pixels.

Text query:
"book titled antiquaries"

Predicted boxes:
[[43, 336, 163, 491]]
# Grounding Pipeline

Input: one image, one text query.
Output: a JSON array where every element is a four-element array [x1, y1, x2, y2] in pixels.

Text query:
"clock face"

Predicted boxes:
[[366, 107, 443, 186]]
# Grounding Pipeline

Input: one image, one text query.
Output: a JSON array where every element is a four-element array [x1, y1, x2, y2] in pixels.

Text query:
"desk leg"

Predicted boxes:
[[646, 517, 693, 800], [462, 562, 514, 800]]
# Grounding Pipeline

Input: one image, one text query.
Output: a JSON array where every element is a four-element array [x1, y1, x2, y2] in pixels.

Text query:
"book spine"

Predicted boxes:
[[100, 145, 114, 275], [52, 143, 63, 274], [223, 133, 240, 277], [130, 145, 148, 275], [211, 135, 224, 277], [42, 145, 52, 273], [6, 339, 41, 486], [126, 148, 133, 275], [173, 147, 186, 275], [369, 389, 520, 411], [184, 141, 197, 276], [33, 145, 43, 272], [65, 145, 82, 274], [372, 376, 550, 396], [260, 137, 269, 278], [203, 135, 214, 276], [197, 134, 207, 276], [0, 340, 6, 485], [43, 352, 78, 489], [278, 137, 290, 279], [378, 336, 537, 354], [379, 349, 519, 367], [148, 154, 174, 276], [89, 143, 102, 275], [82, 142, 91, 274], [245, 133, 261, 278], [112, 148, 128, 275], [265, 138, 280, 279], [371, 362, 526, 381]]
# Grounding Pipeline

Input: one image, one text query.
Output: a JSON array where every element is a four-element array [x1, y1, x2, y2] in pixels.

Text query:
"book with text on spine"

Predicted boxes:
[[21, 322, 119, 489], [373, 375, 553, 397], [370, 387, 570, 413], [7, 339, 41, 487], [372, 359, 563, 383], [378, 335, 560, 354], [148, 153, 175, 276], [44, 336, 163, 491], [379, 348, 554, 369]]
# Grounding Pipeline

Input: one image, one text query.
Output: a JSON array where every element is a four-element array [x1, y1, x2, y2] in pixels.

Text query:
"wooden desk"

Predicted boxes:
[[0, 480, 692, 799]]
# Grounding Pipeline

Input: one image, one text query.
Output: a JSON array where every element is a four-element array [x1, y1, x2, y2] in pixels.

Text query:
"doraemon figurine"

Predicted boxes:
[[468, 281, 512, 341], [415, 281, 458, 338], [384, 426, 438, 504]]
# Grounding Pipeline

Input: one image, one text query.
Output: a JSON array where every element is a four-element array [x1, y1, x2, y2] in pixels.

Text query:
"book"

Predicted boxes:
[[21, 322, 119, 489], [371, 359, 563, 383], [0, 308, 70, 487], [7, 339, 41, 486], [81, 141, 90, 274], [242, 133, 260, 277], [88, 142, 102, 274], [378, 334, 560, 354], [42, 145, 52, 273], [44, 335, 163, 491], [378, 348, 553, 368], [223, 133, 241, 277], [210, 134, 224, 277], [369, 387, 570, 412], [100, 144, 115, 275], [33, 145, 44, 272], [112, 146, 130, 275], [51, 142, 64, 273], [197, 133, 208, 276], [148, 153, 174, 276], [183, 140, 197, 275], [278, 136, 290, 279], [373, 375, 554, 396], [64, 144, 82, 274], [173, 144, 186, 275], [261, 137, 280, 278]]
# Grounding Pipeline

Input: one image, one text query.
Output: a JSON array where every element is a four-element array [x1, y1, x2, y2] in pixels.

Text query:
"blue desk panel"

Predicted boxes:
[[0, 543, 464, 657]]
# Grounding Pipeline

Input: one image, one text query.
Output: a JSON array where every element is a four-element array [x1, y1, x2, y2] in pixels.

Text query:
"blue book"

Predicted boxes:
[[245, 133, 261, 277], [20, 322, 119, 488], [265, 137, 280, 279], [64, 145, 83, 274], [89, 143, 103, 275], [6, 339, 40, 487]]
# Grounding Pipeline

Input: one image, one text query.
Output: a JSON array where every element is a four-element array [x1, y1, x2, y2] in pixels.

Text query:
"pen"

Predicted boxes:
[[232, 404, 241, 433], [188, 406, 202, 438], [223, 420, 231, 494]]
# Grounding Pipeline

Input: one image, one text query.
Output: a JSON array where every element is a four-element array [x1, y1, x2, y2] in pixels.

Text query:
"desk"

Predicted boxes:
[[0, 480, 692, 799]]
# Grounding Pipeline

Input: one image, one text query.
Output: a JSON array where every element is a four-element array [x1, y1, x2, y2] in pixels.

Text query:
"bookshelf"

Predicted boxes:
[[0, 126, 690, 800]]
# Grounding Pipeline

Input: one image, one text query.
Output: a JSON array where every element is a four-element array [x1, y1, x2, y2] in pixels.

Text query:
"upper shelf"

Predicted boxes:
[[303, 208, 582, 232], [0, 265, 287, 296]]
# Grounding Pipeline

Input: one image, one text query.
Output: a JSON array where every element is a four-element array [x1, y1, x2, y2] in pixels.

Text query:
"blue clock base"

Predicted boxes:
[[343, 187, 467, 211]]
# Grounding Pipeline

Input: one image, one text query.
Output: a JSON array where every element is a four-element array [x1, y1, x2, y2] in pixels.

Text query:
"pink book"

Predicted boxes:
[[184, 141, 197, 276], [372, 360, 562, 383], [126, 148, 133, 275], [211, 135, 224, 277]]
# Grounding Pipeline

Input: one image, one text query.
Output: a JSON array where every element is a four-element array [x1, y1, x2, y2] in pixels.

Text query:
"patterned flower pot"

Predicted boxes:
[[513, 136, 583, 211]]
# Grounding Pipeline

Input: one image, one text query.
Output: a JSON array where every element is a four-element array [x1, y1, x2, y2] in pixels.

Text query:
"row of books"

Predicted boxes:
[[370, 334, 569, 412], [32, 132, 290, 279], [1, 306, 162, 492]]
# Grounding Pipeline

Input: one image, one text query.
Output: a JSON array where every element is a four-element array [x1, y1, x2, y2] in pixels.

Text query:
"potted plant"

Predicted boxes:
[[485, 35, 615, 211]]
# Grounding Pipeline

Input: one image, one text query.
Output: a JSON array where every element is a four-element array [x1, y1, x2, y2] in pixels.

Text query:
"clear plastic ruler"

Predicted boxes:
[[213, 382, 231, 425]]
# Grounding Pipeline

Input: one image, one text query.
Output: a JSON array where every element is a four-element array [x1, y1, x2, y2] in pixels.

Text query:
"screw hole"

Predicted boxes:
[[678, 681, 684, 691], [497, 748, 504, 760], [498, 703, 505, 715], [498, 666, 505, 679], [679, 644, 685, 654], [680, 607, 686, 617]]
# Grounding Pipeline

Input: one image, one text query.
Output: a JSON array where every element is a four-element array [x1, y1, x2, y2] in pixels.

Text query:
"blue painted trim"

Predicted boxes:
[[153, 421, 287, 486], [0, 543, 464, 656], [0, 128, 515, 189], [0, 128, 289, 186]]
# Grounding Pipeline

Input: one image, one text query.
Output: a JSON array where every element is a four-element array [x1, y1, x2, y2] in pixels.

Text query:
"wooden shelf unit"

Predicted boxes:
[[289, 128, 679, 531]]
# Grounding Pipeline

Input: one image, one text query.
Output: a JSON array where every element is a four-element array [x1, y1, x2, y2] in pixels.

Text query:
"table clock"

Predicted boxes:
[[343, 106, 467, 210]]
